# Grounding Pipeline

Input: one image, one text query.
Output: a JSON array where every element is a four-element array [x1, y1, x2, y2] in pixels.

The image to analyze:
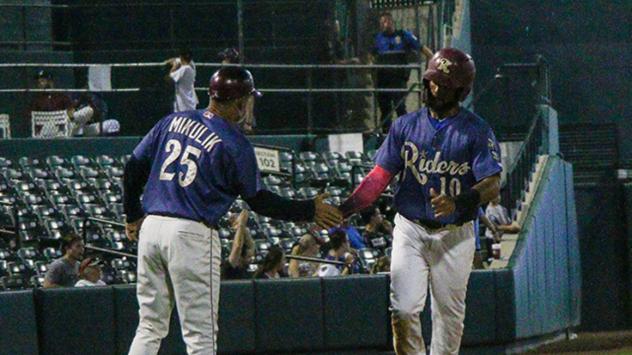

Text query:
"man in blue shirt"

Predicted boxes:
[[371, 12, 434, 132], [124, 67, 342, 355]]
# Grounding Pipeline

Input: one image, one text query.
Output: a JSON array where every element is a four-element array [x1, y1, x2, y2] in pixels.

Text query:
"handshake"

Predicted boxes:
[[312, 193, 344, 230]]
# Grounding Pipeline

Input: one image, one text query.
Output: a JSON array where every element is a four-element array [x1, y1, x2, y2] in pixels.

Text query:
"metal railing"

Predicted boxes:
[[499, 57, 552, 214]]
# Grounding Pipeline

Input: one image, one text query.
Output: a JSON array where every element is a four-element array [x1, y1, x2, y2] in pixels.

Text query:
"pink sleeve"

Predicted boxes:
[[339, 165, 394, 217]]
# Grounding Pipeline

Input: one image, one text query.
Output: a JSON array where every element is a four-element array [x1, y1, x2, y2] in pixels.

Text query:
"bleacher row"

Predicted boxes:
[[0, 150, 390, 291]]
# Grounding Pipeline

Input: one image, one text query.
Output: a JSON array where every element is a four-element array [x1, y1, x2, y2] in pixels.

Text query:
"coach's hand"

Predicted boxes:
[[313, 193, 343, 229], [125, 218, 144, 241], [430, 188, 456, 218]]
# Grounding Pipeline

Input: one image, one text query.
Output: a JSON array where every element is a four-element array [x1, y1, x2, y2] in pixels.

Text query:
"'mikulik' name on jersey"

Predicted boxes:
[[400, 141, 470, 185], [168, 116, 222, 152]]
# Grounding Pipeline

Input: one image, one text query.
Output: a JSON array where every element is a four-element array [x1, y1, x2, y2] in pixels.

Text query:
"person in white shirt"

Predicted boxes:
[[167, 49, 198, 112], [484, 196, 521, 240], [75, 257, 106, 287]]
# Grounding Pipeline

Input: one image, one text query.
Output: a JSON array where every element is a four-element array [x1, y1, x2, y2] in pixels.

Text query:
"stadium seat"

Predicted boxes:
[[26, 167, 54, 180], [42, 247, 62, 261], [70, 155, 94, 169], [45, 155, 70, 169], [0, 157, 13, 170], [18, 157, 44, 169], [1, 275, 25, 290], [95, 155, 117, 169]]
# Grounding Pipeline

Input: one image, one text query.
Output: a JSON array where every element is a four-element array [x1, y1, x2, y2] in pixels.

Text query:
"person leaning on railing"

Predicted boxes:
[[288, 233, 322, 278]]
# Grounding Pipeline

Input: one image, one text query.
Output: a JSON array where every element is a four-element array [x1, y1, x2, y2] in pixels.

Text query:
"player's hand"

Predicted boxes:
[[313, 193, 343, 229], [430, 188, 456, 218], [125, 218, 144, 242]]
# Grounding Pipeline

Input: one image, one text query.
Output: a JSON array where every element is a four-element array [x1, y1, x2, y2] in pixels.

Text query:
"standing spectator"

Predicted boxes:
[[254, 245, 286, 279], [166, 48, 198, 112], [288, 234, 321, 278], [75, 257, 106, 287], [221, 210, 255, 280], [371, 255, 391, 274], [43, 234, 84, 288], [370, 12, 433, 132]]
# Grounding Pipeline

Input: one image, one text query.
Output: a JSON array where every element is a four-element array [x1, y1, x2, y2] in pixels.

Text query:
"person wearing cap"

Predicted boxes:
[[124, 66, 342, 354], [75, 257, 106, 287], [165, 48, 198, 113], [26, 70, 73, 136]]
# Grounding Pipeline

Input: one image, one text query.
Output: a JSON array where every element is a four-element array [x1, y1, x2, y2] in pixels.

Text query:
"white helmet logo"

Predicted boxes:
[[437, 58, 453, 74]]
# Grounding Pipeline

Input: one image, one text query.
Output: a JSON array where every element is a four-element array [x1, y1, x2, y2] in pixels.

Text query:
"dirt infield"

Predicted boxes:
[[530, 331, 632, 354]]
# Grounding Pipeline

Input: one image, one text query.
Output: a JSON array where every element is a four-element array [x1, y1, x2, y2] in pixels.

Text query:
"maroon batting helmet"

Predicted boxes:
[[209, 67, 262, 102], [423, 48, 476, 101]]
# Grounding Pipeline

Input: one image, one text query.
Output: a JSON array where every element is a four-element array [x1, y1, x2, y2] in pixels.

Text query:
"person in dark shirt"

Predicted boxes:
[[26, 70, 73, 136], [221, 210, 255, 280], [254, 245, 286, 279], [43, 235, 84, 288], [370, 12, 433, 132]]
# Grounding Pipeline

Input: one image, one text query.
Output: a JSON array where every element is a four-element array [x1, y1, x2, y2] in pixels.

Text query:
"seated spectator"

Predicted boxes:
[[331, 221, 366, 250], [288, 233, 322, 278], [75, 257, 106, 287], [68, 90, 119, 136], [28, 70, 73, 113], [43, 234, 84, 288], [221, 210, 255, 280], [318, 229, 356, 277], [485, 196, 521, 262], [363, 207, 393, 235], [485, 196, 521, 239], [27, 70, 73, 136], [254, 245, 286, 279], [371, 255, 391, 274]]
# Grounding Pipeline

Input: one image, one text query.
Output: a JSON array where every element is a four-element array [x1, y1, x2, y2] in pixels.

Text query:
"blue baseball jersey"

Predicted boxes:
[[372, 30, 421, 58], [132, 110, 263, 226], [375, 108, 502, 224]]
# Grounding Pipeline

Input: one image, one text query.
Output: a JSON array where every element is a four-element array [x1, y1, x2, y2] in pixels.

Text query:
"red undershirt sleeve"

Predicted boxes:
[[339, 165, 394, 217]]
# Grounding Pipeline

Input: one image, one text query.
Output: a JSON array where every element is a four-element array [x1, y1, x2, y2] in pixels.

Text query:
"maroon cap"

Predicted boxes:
[[209, 67, 262, 102]]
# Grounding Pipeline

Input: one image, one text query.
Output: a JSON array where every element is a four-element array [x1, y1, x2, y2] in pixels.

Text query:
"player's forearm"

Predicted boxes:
[[123, 156, 151, 222], [339, 165, 393, 218], [472, 175, 501, 205], [244, 189, 315, 222]]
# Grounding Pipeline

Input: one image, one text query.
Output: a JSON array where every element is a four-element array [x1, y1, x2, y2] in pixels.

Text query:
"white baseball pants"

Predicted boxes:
[[128, 215, 221, 355], [390, 213, 475, 355]]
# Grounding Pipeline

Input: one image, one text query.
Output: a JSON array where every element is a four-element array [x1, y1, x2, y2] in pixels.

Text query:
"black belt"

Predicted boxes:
[[150, 213, 217, 229], [414, 218, 469, 230]]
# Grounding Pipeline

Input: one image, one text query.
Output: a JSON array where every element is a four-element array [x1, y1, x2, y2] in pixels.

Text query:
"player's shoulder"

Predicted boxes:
[[459, 108, 494, 133]]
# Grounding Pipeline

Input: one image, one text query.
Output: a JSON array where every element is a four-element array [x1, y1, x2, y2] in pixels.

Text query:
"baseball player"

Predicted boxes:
[[339, 48, 502, 354], [123, 67, 342, 355]]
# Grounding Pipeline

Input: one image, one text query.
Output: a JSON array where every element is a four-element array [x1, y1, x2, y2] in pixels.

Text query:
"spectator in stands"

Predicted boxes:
[[371, 255, 391, 274], [68, 89, 119, 136], [43, 234, 84, 288], [288, 233, 322, 278], [218, 47, 241, 65], [485, 196, 521, 260], [318, 229, 355, 277], [221, 210, 255, 280], [254, 245, 286, 279], [75, 257, 106, 287], [331, 221, 365, 250], [363, 207, 393, 235], [370, 12, 433, 132], [26, 70, 73, 136], [165, 48, 198, 112]]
